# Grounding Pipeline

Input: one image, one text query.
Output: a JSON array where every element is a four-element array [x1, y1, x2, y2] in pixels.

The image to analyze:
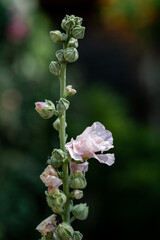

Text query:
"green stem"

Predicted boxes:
[[59, 62, 70, 223]]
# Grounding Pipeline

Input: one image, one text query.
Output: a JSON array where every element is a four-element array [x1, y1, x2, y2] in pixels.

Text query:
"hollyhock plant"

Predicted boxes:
[[35, 15, 115, 240]]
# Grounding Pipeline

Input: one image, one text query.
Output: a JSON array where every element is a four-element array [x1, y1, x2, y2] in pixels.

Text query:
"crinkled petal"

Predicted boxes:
[[36, 214, 57, 235], [93, 153, 115, 166], [68, 147, 83, 161], [70, 161, 89, 173]]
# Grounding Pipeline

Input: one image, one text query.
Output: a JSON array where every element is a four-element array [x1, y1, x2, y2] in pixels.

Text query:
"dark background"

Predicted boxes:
[[0, 0, 160, 239]]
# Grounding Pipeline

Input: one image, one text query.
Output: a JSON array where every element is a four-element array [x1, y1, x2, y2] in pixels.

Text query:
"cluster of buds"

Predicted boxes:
[[49, 14, 85, 76]]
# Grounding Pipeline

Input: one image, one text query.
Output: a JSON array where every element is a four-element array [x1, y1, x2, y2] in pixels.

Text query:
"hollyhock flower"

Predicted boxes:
[[40, 165, 62, 192], [36, 214, 57, 236], [65, 122, 115, 166], [70, 161, 89, 174]]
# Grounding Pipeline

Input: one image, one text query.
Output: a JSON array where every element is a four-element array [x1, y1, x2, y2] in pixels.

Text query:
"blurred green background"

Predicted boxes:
[[0, 0, 160, 239]]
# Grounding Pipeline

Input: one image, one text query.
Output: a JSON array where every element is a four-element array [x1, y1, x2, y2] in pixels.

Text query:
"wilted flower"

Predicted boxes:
[[36, 214, 57, 236], [65, 122, 115, 165], [40, 165, 62, 192], [70, 161, 88, 174]]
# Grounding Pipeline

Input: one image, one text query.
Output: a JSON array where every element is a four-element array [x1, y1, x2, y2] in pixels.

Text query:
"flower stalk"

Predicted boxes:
[[35, 14, 115, 240], [59, 62, 70, 222]]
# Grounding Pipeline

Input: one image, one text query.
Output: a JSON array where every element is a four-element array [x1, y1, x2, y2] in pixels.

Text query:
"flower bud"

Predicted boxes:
[[47, 156, 62, 169], [57, 98, 70, 115], [70, 171, 87, 189], [72, 203, 89, 220], [61, 15, 76, 32], [55, 222, 74, 240], [65, 85, 77, 97], [53, 118, 67, 131], [50, 30, 62, 42], [73, 231, 83, 240], [70, 190, 83, 200], [46, 190, 66, 214], [49, 61, 61, 76], [35, 100, 55, 119], [64, 47, 79, 63], [52, 149, 65, 161], [68, 38, 78, 48], [61, 33, 68, 42], [72, 26, 85, 39], [53, 118, 61, 131], [74, 17, 83, 26], [56, 49, 65, 63]]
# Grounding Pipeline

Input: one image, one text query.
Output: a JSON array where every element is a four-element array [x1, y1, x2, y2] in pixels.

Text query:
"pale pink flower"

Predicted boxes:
[[36, 214, 57, 236], [70, 161, 89, 173], [35, 102, 47, 111], [40, 165, 62, 192], [65, 122, 115, 166]]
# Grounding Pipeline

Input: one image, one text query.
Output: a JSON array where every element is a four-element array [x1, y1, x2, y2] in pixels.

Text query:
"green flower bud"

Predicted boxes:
[[70, 190, 83, 200], [53, 118, 61, 131], [68, 38, 78, 48], [70, 171, 87, 189], [72, 26, 85, 39], [46, 190, 66, 214], [55, 222, 74, 240], [49, 61, 61, 76], [50, 30, 62, 42], [72, 203, 89, 220], [47, 156, 62, 169], [52, 149, 65, 161], [57, 98, 70, 115], [61, 33, 68, 42], [73, 231, 83, 240], [61, 15, 76, 32], [35, 100, 55, 119], [74, 17, 83, 26], [64, 48, 79, 63], [56, 49, 65, 63]]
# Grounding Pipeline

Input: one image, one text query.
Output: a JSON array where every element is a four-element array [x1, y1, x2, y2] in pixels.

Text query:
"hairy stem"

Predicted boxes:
[[59, 62, 70, 222]]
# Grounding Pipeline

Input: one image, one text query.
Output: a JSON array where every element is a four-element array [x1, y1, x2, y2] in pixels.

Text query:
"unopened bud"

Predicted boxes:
[[55, 222, 74, 240], [73, 231, 83, 240], [61, 15, 76, 32], [70, 190, 83, 200], [49, 61, 61, 76], [66, 85, 77, 97], [64, 47, 79, 63], [70, 171, 87, 189], [50, 30, 62, 42], [46, 190, 66, 214], [35, 100, 55, 119], [56, 49, 65, 63], [72, 203, 89, 220], [68, 38, 78, 48], [53, 118, 67, 131], [72, 26, 85, 39], [52, 149, 65, 161], [57, 98, 70, 115], [47, 156, 62, 169], [74, 17, 83, 26]]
